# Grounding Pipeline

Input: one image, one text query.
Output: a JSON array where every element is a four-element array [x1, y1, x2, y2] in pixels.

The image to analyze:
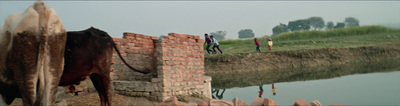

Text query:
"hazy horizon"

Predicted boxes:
[[1, 1, 399, 39]]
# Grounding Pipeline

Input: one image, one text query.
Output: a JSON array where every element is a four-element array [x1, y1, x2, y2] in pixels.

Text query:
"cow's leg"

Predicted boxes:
[[90, 46, 113, 106], [0, 94, 14, 105], [1, 94, 16, 105], [90, 74, 110, 106], [103, 74, 112, 106], [2, 84, 19, 105], [0, 31, 12, 79], [0, 94, 15, 105], [36, 33, 65, 105], [0, 95, 6, 105], [0, 91, 16, 105], [35, 6, 66, 105], [0, 93, 15, 105], [7, 32, 41, 106]]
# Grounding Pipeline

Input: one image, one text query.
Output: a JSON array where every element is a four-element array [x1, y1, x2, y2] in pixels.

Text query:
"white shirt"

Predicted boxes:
[[211, 38, 219, 46]]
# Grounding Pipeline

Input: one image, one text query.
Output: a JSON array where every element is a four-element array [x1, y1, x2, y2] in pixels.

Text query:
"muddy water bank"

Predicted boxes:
[[205, 43, 400, 88]]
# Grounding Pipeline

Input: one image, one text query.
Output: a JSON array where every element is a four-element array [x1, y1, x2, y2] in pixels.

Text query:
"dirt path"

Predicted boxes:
[[10, 93, 159, 106], [10, 92, 210, 106]]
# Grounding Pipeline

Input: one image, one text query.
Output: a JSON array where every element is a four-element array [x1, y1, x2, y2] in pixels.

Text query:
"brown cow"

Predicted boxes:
[[0, 1, 66, 105], [59, 27, 150, 106]]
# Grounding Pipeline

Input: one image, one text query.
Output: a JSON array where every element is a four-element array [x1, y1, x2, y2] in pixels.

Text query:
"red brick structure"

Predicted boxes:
[[111, 32, 205, 101]]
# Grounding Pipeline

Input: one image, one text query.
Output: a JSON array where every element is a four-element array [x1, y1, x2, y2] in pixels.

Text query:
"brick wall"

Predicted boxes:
[[112, 32, 205, 101], [112, 33, 157, 81]]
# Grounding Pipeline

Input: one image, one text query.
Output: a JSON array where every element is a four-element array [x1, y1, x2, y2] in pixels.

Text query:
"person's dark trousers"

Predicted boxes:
[[256, 45, 261, 52], [213, 45, 223, 54], [206, 45, 211, 54]]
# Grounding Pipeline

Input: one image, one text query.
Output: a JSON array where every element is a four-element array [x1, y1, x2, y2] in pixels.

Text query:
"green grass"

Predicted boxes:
[[211, 26, 400, 54]]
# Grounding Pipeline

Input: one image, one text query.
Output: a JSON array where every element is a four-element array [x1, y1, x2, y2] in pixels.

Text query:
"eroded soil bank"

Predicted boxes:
[[205, 43, 400, 88]]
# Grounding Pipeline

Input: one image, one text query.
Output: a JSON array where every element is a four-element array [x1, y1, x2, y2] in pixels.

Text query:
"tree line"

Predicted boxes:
[[209, 16, 360, 40], [208, 29, 256, 40], [272, 17, 360, 35]]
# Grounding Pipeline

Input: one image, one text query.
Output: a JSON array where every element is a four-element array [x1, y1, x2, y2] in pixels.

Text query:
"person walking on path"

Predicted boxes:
[[268, 38, 273, 51], [204, 33, 212, 54], [210, 35, 223, 54], [254, 38, 261, 52]]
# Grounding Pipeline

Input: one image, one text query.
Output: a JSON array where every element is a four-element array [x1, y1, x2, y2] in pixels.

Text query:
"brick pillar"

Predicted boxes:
[[156, 33, 204, 101], [112, 32, 205, 101]]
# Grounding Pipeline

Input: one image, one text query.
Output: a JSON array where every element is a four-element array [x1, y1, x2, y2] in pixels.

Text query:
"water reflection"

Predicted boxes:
[[211, 71, 400, 105], [272, 83, 276, 96], [212, 83, 278, 99], [212, 88, 226, 99], [258, 85, 263, 97]]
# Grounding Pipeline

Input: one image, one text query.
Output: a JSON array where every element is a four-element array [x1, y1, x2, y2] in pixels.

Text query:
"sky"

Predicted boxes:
[[1, 1, 399, 39]]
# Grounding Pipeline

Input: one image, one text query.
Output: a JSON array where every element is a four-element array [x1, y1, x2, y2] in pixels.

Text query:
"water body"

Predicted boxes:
[[212, 71, 400, 105]]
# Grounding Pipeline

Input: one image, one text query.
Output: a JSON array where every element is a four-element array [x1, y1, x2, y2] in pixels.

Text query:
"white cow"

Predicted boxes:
[[0, 1, 66, 105]]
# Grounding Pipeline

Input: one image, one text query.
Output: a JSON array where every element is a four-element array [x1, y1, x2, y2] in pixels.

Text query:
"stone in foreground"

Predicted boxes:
[[209, 99, 234, 106], [158, 96, 188, 106], [310, 100, 322, 106], [293, 98, 311, 106], [191, 99, 208, 106], [250, 97, 264, 106], [232, 97, 247, 106], [263, 98, 278, 106]]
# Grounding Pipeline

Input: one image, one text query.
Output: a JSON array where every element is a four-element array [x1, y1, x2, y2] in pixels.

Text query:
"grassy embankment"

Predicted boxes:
[[204, 26, 400, 88], [215, 25, 400, 54], [211, 57, 400, 88]]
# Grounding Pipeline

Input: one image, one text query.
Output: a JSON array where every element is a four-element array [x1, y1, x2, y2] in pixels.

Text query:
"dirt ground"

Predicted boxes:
[[10, 92, 210, 106], [62, 93, 160, 105], [10, 93, 157, 106], [9, 78, 209, 106]]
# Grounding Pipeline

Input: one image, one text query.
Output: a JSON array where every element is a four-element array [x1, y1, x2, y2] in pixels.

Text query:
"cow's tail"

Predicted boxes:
[[112, 41, 150, 74]]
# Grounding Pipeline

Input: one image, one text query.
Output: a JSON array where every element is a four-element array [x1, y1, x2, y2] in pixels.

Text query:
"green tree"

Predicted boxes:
[[210, 31, 226, 40], [334, 22, 345, 29], [279, 23, 289, 32], [272, 23, 289, 35], [308, 16, 325, 30], [344, 17, 360, 27], [288, 19, 310, 31], [326, 21, 334, 30], [238, 29, 255, 39]]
